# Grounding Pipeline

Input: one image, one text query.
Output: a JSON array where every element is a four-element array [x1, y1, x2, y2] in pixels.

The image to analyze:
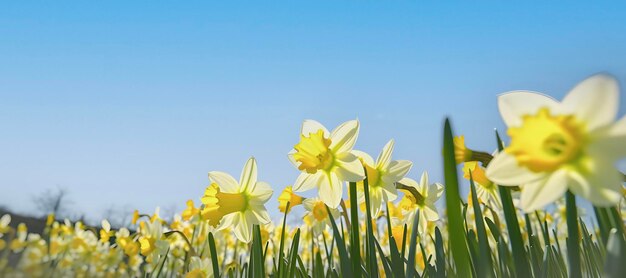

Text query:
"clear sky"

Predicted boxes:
[[1, 1, 625, 223]]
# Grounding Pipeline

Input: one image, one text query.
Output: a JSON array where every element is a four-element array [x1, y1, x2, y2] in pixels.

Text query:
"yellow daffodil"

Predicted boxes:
[[463, 161, 501, 208], [398, 172, 443, 235], [201, 157, 273, 243], [353, 139, 413, 217], [289, 119, 365, 208], [454, 136, 472, 164], [182, 200, 200, 221], [99, 220, 114, 243], [486, 75, 626, 212], [277, 186, 304, 213], [131, 210, 140, 225]]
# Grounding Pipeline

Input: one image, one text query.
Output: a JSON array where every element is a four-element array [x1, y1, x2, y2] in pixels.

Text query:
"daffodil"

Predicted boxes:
[[99, 220, 114, 243], [277, 186, 305, 213], [353, 139, 413, 217], [186, 256, 214, 278], [182, 200, 200, 221], [289, 119, 365, 208], [398, 172, 444, 234], [201, 157, 273, 243], [302, 197, 340, 234], [486, 74, 626, 212], [463, 161, 501, 208], [454, 136, 472, 164]]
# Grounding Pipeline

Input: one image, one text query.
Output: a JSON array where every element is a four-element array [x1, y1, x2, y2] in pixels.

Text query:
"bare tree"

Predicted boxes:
[[32, 187, 72, 218]]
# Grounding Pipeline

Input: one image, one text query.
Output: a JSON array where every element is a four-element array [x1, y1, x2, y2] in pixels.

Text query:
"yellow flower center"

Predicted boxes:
[[139, 236, 156, 256], [312, 201, 329, 221], [399, 191, 423, 210], [507, 108, 586, 172], [201, 183, 248, 227], [293, 129, 334, 174]]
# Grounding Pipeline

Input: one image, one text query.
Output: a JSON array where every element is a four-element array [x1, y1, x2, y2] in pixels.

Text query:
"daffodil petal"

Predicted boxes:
[[352, 150, 375, 166], [376, 139, 395, 169], [561, 74, 618, 131], [419, 171, 430, 196], [239, 157, 258, 192], [383, 160, 412, 184], [319, 172, 343, 208], [427, 183, 444, 202], [329, 120, 359, 154], [485, 152, 546, 186], [248, 206, 271, 225], [248, 181, 273, 205], [520, 170, 568, 212], [334, 152, 365, 182], [567, 162, 622, 207], [302, 119, 330, 137], [208, 171, 240, 193], [590, 116, 626, 159], [497, 91, 559, 127], [293, 172, 323, 192], [369, 188, 383, 217], [233, 212, 252, 243], [423, 203, 439, 221], [287, 149, 299, 168]]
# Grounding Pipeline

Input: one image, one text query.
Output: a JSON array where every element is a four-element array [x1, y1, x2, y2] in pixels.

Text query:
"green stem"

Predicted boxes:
[[565, 191, 581, 278]]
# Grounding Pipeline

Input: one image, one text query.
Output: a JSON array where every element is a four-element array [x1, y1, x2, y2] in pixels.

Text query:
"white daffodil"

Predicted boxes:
[[398, 172, 444, 235], [302, 197, 341, 235], [486, 74, 626, 212], [289, 119, 365, 208], [201, 157, 273, 243], [353, 139, 413, 217]]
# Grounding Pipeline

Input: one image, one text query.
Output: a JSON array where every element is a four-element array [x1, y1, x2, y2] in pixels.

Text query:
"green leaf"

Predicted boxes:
[[277, 201, 290, 277], [406, 211, 421, 278], [494, 129, 530, 277], [348, 181, 363, 277], [565, 191, 581, 278], [326, 205, 354, 277], [208, 232, 221, 278], [434, 227, 446, 278], [362, 171, 379, 277], [469, 173, 494, 277], [442, 118, 471, 276], [287, 228, 302, 278]]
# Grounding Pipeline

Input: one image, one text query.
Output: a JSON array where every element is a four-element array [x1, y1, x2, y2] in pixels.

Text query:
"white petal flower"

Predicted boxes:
[[290, 119, 365, 208], [487, 74, 626, 212], [201, 157, 273, 243]]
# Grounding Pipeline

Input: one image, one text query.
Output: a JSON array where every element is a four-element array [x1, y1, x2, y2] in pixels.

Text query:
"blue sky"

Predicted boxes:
[[1, 2, 625, 223]]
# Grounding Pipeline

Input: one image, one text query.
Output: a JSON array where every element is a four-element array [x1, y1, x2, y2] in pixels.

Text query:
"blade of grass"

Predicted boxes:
[[442, 118, 471, 276]]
